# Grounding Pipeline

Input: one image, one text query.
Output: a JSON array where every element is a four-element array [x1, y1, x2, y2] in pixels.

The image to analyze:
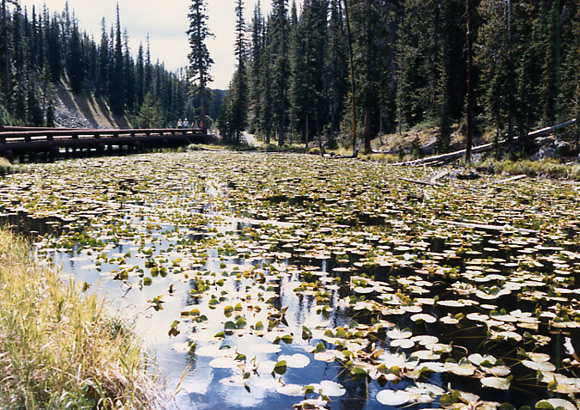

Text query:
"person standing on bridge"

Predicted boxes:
[[183, 118, 190, 128], [177, 119, 183, 128]]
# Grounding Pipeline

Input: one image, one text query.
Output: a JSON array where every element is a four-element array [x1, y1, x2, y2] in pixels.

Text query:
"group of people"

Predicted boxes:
[[177, 119, 190, 128], [176, 119, 207, 130]]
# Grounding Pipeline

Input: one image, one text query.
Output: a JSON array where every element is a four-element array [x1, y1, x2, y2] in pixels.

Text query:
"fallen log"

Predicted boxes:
[[392, 118, 577, 167], [398, 177, 443, 187], [482, 174, 527, 188]]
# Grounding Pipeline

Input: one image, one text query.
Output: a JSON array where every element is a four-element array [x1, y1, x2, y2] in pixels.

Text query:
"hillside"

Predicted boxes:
[[52, 82, 130, 129]]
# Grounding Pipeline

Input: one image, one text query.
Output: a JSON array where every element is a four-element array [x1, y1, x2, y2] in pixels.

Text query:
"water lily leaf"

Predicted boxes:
[[411, 313, 437, 323], [315, 380, 346, 397], [469, 353, 497, 366], [391, 339, 415, 349], [522, 360, 556, 372], [209, 357, 238, 369], [413, 382, 445, 396], [536, 399, 577, 410], [224, 321, 237, 330], [527, 352, 551, 363], [413, 350, 441, 361], [379, 352, 408, 368], [481, 377, 510, 390], [314, 351, 337, 362], [444, 361, 476, 376], [411, 335, 439, 346], [279, 354, 310, 368], [387, 329, 413, 339], [273, 360, 287, 375], [236, 316, 247, 328], [376, 390, 411, 406], [302, 325, 313, 340], [168, 320, 180, 337], [276, 383, 304, 396], [488, 366, 511, 377]]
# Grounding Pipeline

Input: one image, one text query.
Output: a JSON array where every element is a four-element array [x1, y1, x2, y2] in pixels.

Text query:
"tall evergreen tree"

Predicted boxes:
[[326, 0, 348, 139], [187, 0, 213, 130], [270, 0, 290, 145], [248, 1, 265, 134], [290, 0, 328, 149], [109, 6, 125, 116], [66, 21, 83, 93], [135, 42, 145, 108], [227, 0, 249, 143], [350, 0, 393, 152], [123, 29, 135, 114]]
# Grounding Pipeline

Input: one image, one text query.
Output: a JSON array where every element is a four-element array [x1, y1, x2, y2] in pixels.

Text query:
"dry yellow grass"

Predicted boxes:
[[0, 229, 161, 409]]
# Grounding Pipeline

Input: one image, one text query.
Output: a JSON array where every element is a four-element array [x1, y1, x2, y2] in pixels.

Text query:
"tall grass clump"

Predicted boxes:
[[0, 229, 160, 409], [0, 157, 18, 176]]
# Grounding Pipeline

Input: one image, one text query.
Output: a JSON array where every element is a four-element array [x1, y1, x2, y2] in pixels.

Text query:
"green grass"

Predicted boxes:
[[478, 158, 580, 180], [0, 229, 160, 409], [0, 157, 19, 176]]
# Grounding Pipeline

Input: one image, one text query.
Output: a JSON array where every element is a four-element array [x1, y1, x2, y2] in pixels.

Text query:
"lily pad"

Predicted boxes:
[[376, 390, 411, 406]]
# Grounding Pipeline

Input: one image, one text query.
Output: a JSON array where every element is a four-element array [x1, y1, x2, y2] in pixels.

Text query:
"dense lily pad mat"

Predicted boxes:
[[1, 152, 580, 410]]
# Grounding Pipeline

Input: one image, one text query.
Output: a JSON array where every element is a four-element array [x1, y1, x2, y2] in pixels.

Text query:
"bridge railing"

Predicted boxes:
[[0, 127, 210, 161], [0, 127, 206, 144]]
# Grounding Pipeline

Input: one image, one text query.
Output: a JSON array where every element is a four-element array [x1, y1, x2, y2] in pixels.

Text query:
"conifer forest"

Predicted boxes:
[[1, 0, 579, 156]]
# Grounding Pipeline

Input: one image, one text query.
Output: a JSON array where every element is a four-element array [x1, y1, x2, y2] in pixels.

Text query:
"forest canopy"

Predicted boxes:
[[219, 0, 580, 155]]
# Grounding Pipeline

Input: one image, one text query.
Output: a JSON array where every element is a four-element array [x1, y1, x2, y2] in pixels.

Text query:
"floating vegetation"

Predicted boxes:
[[1, 151, 580, 409]]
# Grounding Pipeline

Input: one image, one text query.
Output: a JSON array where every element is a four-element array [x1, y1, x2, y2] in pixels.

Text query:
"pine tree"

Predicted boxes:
[[135, 91, 163, 128], [66, 21, 83, 93], [326, 0, 348, 140], [271, 0, 290, 145], [187, 0, 213, 130], [123, 30, 135, 114], [226, 0, 249, 143], [290, 0, 328, 149], [109, 6, 125, 116], [248, 1, 265, 134], [135, 42, 145, 108], [350, 0, 393, 152], [47, 15, 61, 82]]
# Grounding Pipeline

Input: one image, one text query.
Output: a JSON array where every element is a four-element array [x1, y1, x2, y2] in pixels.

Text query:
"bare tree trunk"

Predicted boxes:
[[316, 113, 324, 156], [343, 0, 357, 157], [507, 0, 514, 146], [2, 0, 9, 110], [465, 0, 473, 165], [364, 105, 372, 153], [305, 113, 309, 150]]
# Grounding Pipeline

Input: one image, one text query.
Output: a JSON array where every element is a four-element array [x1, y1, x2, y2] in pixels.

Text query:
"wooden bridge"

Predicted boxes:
[[0, 126, 212, 162]]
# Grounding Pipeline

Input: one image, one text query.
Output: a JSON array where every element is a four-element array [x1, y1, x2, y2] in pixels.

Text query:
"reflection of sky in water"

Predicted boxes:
[[38, 184, 529, 410], [48, 213, 362, 410]]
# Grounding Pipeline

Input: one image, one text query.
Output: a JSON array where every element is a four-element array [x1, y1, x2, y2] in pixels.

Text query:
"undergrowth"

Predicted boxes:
[[478, 158, 580, 180], [0, 229, 161, 409]]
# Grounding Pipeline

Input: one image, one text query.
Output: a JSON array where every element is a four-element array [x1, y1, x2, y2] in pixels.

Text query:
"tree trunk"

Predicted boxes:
[[364, 104, 372, 153], [343, 0, 357, 157], [465, 0, 473, 165], [316, 113, 325, 156], [2, 0, 9, 110], [305, 112, 309, 150], [507, 0, 514, 146]]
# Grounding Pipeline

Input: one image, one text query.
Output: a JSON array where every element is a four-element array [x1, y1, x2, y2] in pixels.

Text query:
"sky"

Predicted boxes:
[[16, 0, 297, 89]]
